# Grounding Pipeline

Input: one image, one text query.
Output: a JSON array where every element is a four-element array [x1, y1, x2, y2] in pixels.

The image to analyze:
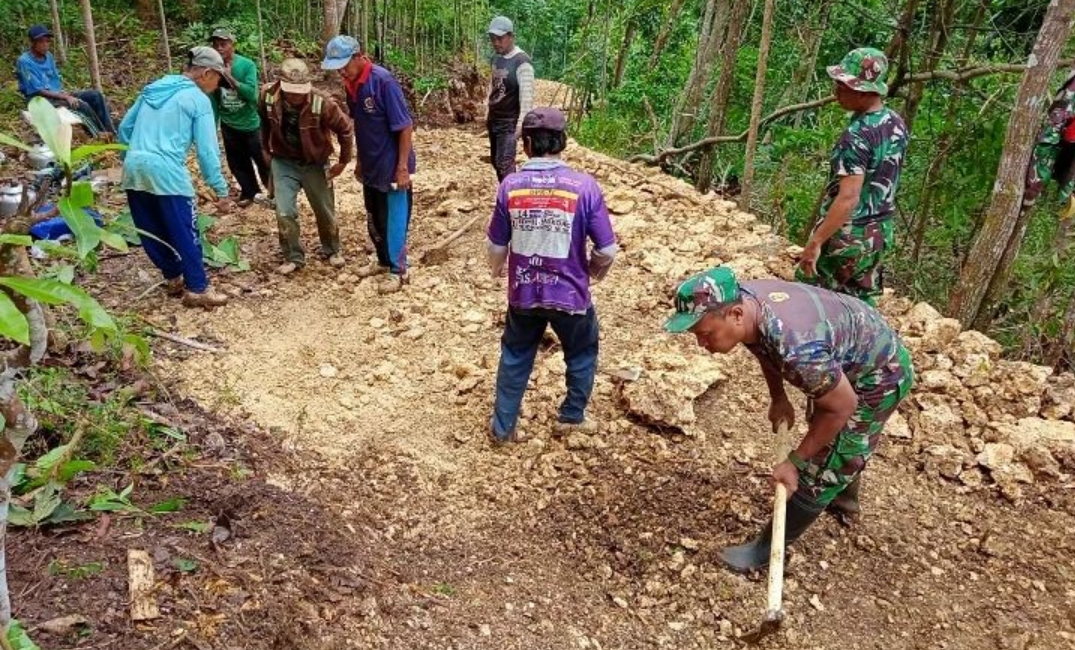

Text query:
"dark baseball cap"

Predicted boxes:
[[522, 107, 567, 132], [28, 25, 53, 41]]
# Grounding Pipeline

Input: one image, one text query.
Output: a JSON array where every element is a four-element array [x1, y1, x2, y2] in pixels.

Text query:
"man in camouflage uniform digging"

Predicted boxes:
[[797, 47, 908, 307], [665, 267, 914, 572]]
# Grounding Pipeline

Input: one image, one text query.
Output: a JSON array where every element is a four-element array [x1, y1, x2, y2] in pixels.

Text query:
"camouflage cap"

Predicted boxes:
[[664, 267, 740, 333], [278, 58, 313, 94], [827, 47, 889, 95]]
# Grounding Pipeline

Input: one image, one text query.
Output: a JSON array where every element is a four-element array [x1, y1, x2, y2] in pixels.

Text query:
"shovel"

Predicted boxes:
[[740, 419, 791, 644]]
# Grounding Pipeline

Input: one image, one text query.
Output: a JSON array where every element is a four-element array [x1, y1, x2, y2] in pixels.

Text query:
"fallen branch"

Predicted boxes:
[[146, 328, 224, 354], [629, 59, 1075, 166], [420, 212, 485, 263]]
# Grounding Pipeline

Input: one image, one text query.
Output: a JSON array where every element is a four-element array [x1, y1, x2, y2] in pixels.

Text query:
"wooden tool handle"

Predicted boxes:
[[766, 419, 791, 618], [766, 482, 787, 617]]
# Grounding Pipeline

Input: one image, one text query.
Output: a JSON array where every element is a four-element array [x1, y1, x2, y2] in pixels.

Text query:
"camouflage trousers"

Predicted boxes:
[[796, 220, 895, 307], [798, 345, 914, 506]]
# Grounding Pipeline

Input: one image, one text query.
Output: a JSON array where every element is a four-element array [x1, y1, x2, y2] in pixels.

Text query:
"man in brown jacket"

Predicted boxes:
[[260, 58, 354, 275]]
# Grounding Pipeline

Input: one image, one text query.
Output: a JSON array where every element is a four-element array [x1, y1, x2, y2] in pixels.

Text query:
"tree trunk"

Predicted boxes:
[[738, 0, 777, 210], [694, 0, 750, 192], [666, 0, 727, 147], [48, 0, 67, 64], [903, 0, 956, 131], [322, 0, 351, 44], [778, 0, 834, 127], [79, 0, 103, 92], [156, 0, 172, 70], [1055, 282, 1075, 370], [885, 0, 922, 98], [948, 0, 1075, 328], [911, 0, 987, 264], [255, 0, 268, 80], [612, 16, 639, 89], [361, 0, 370, 50], [648, 0, 687, 68]]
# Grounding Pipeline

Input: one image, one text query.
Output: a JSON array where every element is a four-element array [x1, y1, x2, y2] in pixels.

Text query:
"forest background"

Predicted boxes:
[[1, 0, 1074, 367]]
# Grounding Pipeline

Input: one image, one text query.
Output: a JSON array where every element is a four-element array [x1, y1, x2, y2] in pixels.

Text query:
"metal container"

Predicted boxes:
[[27, 144, 56, 170], [0, 183, 25, 218]]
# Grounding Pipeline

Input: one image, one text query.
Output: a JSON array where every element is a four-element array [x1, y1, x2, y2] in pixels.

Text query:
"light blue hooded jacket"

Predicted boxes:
[[118, 75, 228, 198]]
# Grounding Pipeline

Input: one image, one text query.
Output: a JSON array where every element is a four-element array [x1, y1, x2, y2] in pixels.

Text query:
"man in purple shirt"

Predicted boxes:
[[486, 107, 618, 442], [322, 35, 416, 293]]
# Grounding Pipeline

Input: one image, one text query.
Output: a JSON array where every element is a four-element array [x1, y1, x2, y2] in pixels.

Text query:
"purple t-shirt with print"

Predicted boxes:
[[487, 159, 616, 313]]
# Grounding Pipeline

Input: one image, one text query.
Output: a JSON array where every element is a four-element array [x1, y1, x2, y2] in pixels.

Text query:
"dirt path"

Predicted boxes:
[[22, 80, 1071, 648]]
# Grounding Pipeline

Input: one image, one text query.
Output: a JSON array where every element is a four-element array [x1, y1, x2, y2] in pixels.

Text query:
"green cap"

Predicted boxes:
[[664, 267, 740, 333], [210, 27, 236, 42], [826, 47, 889, 95]]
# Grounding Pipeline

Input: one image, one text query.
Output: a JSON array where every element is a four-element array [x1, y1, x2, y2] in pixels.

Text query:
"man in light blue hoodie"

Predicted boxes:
[[119, 46, 236, 308]]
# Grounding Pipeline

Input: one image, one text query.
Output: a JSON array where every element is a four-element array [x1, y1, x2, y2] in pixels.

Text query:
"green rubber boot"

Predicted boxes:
[[718, 492, 825, 574]]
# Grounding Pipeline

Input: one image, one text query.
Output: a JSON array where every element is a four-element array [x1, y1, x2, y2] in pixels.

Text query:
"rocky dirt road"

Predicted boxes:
[[13, 82, 1075, 650]]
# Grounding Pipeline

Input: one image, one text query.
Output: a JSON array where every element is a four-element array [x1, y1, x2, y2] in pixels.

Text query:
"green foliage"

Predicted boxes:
[[197, 215, 250, 271], [6, 619, 41, 650], [48, 559, 105, 579]]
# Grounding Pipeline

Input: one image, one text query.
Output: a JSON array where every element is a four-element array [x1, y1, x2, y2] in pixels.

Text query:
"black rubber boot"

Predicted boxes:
[[827, 475, 862, 517], [718, 492, 825, 574]]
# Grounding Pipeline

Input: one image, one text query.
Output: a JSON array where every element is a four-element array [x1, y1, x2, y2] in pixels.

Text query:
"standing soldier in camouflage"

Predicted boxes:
[[665, 267, 914, 572], [486, 16, 535, 182], [797, 48, 909, 307], [1024, 71, 1075, 213]]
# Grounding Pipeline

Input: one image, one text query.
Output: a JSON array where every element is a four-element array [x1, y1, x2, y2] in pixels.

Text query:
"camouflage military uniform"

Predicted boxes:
[[798, 107, 908, 306], [1025, 74, 1075, 208], [797, 48, 909, 307], [742, 279, 915, 505]]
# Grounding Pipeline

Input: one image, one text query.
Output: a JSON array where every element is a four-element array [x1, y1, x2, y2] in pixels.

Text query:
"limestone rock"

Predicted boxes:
[[619, 352, 726, 434], [976, 443, 1015, 470], [886, 411, 912, 439], [920, 318, 963, 353], [1021, 446, 1061, 480], [1041, 374, 1075, 420], [914, 393, 964, 442], [922, 444, 966, 480]]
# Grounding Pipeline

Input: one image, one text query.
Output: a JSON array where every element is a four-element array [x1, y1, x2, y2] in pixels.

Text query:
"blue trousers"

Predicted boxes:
[[362, 185, 411, 274], [126, 190, 208, 292], [491, 306, 600, 440]]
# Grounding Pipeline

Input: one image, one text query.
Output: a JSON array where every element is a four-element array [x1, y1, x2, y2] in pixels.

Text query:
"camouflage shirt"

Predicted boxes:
[[819, 106, 908, 226], [741, 279, 903, 399]]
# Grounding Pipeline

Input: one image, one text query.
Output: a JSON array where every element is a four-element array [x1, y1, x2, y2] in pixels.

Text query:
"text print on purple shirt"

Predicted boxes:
[[488, 160, 616, 313]]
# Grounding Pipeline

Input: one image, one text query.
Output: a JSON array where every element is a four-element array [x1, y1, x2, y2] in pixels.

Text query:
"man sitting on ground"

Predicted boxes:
[[16, 24, 116, 138]]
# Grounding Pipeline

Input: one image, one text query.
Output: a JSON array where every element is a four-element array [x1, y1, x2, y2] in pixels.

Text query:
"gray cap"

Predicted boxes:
[[488, 16, 513, 36], [210, 27, 236, 42], [188, 46, 236, 88]]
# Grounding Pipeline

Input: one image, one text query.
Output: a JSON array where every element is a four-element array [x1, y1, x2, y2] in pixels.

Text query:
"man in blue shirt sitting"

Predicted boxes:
[[15, 24, 116, 138]]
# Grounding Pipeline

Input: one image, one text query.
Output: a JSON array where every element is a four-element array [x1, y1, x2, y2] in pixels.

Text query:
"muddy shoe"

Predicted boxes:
[[356, 262, 388, 278], [236, 197, 254, 209], [276, 262, 300, 275], [552, 418, 599, 437], [378, 273, 408, 294], [165, 277, 185, 297], [328, 253, 346, 268], [719, 493, 824, 574], [182, 289, 229, 309]]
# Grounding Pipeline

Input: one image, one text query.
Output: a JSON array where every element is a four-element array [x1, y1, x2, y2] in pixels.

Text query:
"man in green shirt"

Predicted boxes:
[[209, 28, 269, 208]]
